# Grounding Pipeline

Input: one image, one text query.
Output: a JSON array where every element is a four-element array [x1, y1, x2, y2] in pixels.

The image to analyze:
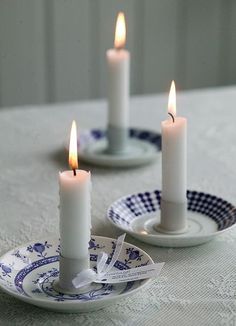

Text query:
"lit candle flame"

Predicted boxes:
[[168, 80, 176, 117], [114, 12, 126, 49], [69, 120, 78, 171]]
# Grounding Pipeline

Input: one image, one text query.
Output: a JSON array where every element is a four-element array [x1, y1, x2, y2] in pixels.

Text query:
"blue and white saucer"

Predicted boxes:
[[107, 190, 236, 247], [0, 236, 154, 312], [76, 128, 161, 167]]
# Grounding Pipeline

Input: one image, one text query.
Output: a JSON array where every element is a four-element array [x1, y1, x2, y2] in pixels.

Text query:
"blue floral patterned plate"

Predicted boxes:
[[75, 128, 161, 167], [107, 190, 236, 247], [0, 236, 154, 312]]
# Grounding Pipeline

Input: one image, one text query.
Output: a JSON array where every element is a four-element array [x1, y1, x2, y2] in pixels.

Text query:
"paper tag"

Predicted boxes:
[[95, 262, 165, 284]]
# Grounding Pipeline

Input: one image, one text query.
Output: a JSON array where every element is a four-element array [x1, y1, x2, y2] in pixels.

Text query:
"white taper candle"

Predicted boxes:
[[107, 49, 130, 128], [59, 169, 91, 260], [160, 81, 187, 233], [58, 121, 91, 292], [106, 12, 130, 153]]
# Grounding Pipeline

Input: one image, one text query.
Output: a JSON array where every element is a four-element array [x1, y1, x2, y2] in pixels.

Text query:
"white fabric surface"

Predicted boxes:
[[1, 86, 236, 325]]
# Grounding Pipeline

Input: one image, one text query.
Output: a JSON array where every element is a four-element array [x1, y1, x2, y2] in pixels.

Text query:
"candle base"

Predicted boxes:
[[155, 199, 188, 234], [154, 224, 188, 235], [107, 125, 129, 154], [56, 254, 90, 294]]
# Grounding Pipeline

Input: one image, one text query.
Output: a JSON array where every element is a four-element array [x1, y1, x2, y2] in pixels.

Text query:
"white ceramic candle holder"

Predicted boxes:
[[107, 189, 236, 247], [107, 125, 129, 154], [73, 128, 161, 168], [0, 236, 154, 313]]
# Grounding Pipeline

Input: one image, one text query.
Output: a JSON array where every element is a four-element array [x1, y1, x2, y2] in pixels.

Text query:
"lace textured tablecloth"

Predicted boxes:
[[1, 87, 236, 325]]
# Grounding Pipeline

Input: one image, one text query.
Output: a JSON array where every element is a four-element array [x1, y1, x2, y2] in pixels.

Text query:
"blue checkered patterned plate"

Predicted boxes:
[[107, 190, 236, 247], [75, 128, 161, 167], [0, 236, 154, 312]]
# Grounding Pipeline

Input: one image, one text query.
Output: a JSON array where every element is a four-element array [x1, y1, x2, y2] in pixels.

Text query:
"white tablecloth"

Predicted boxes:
[[1, 86, 236, 325]]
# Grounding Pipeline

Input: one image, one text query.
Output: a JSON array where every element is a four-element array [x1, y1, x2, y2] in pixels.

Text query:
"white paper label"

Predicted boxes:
[[95, 263, 165, 284]]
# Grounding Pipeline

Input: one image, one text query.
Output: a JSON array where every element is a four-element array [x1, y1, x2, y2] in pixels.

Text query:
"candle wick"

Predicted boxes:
[[168, 113, 175, 123], [73, 169, 76, 176], [115, 45, 123, 51]]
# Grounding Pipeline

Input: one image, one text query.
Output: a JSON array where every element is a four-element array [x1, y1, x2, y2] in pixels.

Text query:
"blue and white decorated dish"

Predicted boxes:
[[0, 236, 154, 312], [107, 190, 236, 247], [76, 128, 161, 167]]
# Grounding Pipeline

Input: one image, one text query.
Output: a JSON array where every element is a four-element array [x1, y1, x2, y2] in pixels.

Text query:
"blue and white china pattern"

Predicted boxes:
[[107, 189, 236, 247], [108, 190, 236, 229], [0, 262, 13, 277], [27, 241, 52, 258], [0, 236, 153, 311], [78, 128, 161, 151]]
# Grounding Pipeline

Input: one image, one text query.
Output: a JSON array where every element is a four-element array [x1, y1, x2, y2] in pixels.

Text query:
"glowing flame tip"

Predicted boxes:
[[114, 12, 126, 49], [69, 120, 78, 171], [168, 80, 176, 117]]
